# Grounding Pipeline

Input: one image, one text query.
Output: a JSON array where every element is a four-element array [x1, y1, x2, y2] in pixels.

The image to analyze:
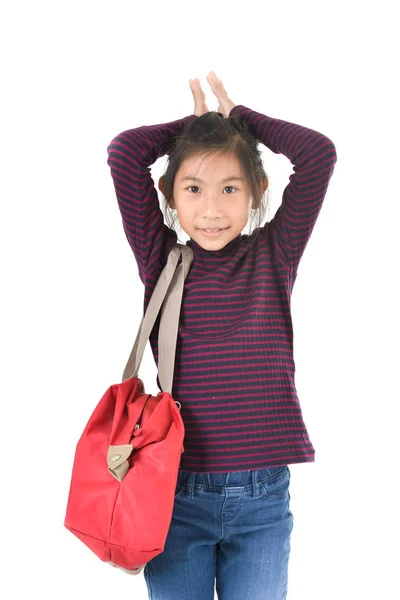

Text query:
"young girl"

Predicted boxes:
[[107, 70, 337, 600]]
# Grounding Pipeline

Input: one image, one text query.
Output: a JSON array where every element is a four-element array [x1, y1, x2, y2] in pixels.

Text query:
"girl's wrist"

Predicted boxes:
[[227, 103, 237, 117]]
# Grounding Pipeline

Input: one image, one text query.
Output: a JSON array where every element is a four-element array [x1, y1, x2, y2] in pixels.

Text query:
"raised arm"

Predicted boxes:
[[230, 104, 337, 273], [106, 113, 198, 282]]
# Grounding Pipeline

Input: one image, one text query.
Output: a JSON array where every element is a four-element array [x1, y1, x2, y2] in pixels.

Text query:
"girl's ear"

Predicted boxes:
[[158, 175, 165, 194], [159, 176, 176, 209], [251, 178, 269, 209]]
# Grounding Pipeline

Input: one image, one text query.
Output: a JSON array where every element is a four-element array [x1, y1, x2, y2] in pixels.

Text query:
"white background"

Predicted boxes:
[[1, 1, 399, 598]]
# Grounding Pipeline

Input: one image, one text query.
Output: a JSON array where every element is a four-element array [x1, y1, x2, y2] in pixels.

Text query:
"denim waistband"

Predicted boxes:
[[177, 465, 288, 488]]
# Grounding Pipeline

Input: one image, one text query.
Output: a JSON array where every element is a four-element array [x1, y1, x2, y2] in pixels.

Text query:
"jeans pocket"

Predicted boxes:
[[174, 479, 186, 498], [259, 465, 290, 499]]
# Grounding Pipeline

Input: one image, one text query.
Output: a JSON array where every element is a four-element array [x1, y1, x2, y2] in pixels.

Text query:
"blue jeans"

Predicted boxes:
[[143, 465, 293, 600]]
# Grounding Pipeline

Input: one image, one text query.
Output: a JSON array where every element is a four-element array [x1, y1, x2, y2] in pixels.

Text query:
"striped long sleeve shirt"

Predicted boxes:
[[106, 104, 337, 472]]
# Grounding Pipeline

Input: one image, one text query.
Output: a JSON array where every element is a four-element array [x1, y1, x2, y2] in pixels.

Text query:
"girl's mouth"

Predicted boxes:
[[199, 227, 229, 237]]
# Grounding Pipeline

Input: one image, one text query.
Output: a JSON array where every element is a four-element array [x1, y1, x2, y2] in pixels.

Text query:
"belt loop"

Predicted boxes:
[[251, 470, 258, 499], [186, 472, 196, 498]]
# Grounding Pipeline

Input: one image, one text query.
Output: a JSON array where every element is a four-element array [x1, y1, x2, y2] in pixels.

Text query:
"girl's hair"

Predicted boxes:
[[160, 111, 271, 245]]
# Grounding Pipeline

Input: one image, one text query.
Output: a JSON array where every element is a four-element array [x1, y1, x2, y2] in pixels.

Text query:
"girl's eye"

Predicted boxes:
[[187, 186, 236, 193]]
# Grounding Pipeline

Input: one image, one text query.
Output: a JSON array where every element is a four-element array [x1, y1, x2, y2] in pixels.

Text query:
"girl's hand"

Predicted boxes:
[[189, 72, 237, 118], [189, 78, 209, 117], [206, 71, 237, 118]]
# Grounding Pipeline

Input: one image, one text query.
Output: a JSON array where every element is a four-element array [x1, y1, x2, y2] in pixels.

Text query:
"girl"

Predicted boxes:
[[107, 70, 337, 600]]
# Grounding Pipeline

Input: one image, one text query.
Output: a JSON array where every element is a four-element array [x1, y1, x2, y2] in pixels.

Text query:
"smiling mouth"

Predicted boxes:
[[199, 227, 229, 232], [198, 227, 229, 237]]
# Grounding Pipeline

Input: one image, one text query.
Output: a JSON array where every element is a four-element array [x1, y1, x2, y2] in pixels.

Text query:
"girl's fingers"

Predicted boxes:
[[191, 73, 226, 100], [190, 78, 203, 97], [190, 78, 209, 116], [206, 71, 227, 99]]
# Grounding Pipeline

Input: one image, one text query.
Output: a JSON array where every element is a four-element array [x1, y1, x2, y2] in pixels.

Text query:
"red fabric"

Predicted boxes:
[[64, 376, 185, 572]]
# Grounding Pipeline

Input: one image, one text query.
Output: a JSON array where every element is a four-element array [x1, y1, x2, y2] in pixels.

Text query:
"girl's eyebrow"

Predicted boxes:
[[180, 176, 245, 183]]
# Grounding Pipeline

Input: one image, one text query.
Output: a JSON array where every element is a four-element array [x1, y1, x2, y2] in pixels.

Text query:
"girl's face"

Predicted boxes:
[[168, 151, 254, 250]]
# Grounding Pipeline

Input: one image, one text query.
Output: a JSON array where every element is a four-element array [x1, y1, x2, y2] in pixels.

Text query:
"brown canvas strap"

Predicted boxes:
[[121, 243, 194, 395]]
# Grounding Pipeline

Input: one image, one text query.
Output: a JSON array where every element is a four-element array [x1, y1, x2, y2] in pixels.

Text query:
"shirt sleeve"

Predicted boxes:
[[229, 104, 337, 273], [106, 113, 198, 282]]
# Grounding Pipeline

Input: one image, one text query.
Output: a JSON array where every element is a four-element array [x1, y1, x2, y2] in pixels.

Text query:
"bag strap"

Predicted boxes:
[[121, 243, 194, 395]]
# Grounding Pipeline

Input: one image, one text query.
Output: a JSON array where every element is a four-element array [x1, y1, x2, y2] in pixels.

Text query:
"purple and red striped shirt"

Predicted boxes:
[[107, 104, 337, 472]]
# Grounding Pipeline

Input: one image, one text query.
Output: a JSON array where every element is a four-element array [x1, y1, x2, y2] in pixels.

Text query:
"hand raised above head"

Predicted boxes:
[[206, 71, 237, 118], [189, 72, 237, 118], [189, 78, 209, 117]]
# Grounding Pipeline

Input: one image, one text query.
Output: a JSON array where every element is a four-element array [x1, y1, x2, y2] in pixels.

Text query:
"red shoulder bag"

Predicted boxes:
[[64, 243, 193, 575]]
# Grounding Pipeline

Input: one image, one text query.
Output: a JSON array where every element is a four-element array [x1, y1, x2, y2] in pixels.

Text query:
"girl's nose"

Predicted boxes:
[[200, 195, 223, 215]]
